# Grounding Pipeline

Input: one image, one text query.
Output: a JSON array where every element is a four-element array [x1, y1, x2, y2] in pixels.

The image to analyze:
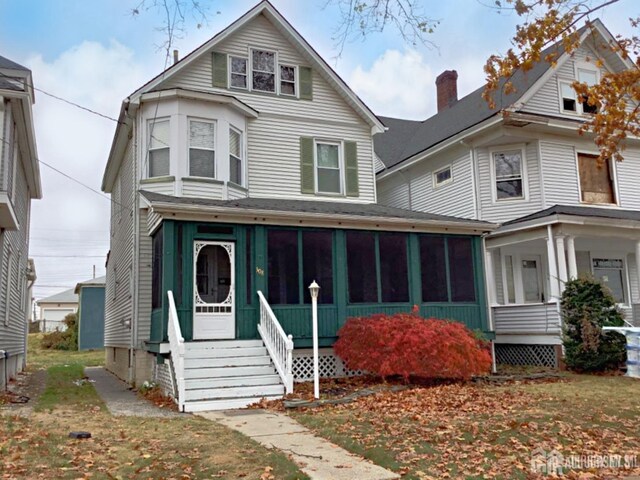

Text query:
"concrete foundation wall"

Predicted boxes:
[[0, 353, 25, 389]]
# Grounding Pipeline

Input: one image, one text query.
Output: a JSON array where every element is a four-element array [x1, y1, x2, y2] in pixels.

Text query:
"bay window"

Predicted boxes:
[[189, 120, 216, 178], [229, 127, 243, 185], [148, 119, 170, 178]]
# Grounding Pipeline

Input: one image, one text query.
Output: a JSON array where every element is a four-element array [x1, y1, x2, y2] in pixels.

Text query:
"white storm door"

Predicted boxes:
[[193, 241, 235, 340]]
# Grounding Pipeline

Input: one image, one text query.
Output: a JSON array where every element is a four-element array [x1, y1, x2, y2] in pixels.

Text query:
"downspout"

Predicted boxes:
[[397, 170, 413, 210], [128, 101, 139, 386]]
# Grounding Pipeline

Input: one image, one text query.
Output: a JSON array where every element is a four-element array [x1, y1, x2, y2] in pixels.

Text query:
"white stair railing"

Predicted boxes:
[[167, 290, 186, 411], [257, 290, 294, 394]]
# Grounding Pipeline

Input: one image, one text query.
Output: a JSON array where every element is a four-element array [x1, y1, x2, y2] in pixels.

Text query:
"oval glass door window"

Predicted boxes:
[[196, 244, 232, 304]]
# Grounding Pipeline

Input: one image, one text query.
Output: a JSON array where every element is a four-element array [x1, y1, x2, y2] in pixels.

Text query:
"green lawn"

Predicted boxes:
[[1, 334, 308, 479], [291, 375, 640, 479], [27, 333, 105, 370]]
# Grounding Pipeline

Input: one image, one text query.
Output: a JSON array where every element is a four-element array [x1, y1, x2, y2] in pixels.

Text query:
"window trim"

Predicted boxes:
[[147, 118, 171, 179], [589, 253, 630, 305], [574, 150, 619, 206], [249, 47, 278, 94], [229, 55, 248, 90], [187, 117, 217, 179], [279, 63, 298, 98], [558, 79, 579, 115], [229, 125, 244, 187], [313, 139, 345, 196], [490, 145, 528, 203], [433, 165, 453, 188]]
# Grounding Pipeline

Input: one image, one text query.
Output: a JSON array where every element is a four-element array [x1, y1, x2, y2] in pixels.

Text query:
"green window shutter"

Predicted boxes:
[[300, 137, 315, 194], [299, 66, 313, 100], [212, 52, 228, 88], [344, 141, 359, 197]]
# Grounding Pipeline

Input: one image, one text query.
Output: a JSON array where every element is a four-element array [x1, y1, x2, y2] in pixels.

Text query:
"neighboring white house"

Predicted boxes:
[[101, 0, 494, 411], [0, 55, 42, 388], [37, 288, 78, 333], [375, 20, 640, 367]]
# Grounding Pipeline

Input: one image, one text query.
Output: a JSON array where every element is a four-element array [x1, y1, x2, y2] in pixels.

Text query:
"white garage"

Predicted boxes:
[[37, 287, 78, 333]]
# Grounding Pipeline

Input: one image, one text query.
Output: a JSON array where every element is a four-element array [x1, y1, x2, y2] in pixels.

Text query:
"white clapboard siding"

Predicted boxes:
[[406, 147, 475, 219], [0, 155, 31, 357], [136, 208, 153, 346], [493, 303, 561, 334], [139, 180, 176, 196], [228, 184, 249, 200], [377, 174, 410, 210], [181, 179, 224, 199], [105, 139, 136, 347], [539, 141, 581, 207], [615, 148, 640, 210], [162, 14, 362, 126], [524, 43, 609, 116], [476, 142, 543, 223]]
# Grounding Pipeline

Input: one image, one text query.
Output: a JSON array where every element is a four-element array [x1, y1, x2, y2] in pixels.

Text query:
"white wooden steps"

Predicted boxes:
[[181, 339, 285, 412]]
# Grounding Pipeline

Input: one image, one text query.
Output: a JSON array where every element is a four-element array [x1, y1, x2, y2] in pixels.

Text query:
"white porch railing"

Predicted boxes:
[[167, 290, 186, 411], [257, 290, 294, 394]]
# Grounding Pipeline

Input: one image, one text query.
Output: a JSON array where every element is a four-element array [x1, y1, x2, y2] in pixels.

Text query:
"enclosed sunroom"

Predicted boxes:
[[141, 191, 494, 411]]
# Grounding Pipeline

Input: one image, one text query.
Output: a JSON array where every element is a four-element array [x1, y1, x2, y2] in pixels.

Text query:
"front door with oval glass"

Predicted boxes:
[[193, 241, 235, 339]]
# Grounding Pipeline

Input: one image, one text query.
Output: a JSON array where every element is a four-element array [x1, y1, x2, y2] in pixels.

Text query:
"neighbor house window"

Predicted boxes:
[[346, 231, 409, 304], [419, 235, 476, 303], [280, 65, 296, 96], [592, 258, 625, 303], [560, 81, 577, 113], [189, 120, 216, 178], [148, 119, 170, 177], [578, 153, 615, 204], [577, 67, 598, 114], [493, 149, 525, 200], [434, 165, 452, 187], [230, 56, 248, 89], [315, 141, 342, 194], [229, 127, 243, 185], [251, 49, 276, 93]]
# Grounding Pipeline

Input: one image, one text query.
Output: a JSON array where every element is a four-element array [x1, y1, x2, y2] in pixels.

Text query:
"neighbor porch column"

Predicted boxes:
[[485, 248, 497, 305], [566, 236, 578, 280], [555, 235, 568, 293], [546, 225, 560, 300]]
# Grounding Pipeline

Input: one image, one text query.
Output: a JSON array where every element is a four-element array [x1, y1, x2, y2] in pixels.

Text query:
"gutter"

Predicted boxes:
[[148, 200, 496, 234]]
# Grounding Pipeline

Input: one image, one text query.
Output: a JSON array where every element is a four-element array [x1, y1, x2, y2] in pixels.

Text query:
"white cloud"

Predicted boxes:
[[349, 49, 436, 120], [23, 40, 154, 298]]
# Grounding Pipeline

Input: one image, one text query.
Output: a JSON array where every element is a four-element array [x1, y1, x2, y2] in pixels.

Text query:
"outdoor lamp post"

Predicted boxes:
[[309, 280, 320, 399]]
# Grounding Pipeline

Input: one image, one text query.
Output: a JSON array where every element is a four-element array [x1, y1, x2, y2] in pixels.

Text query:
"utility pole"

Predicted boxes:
[[93, 264, 96, 279]]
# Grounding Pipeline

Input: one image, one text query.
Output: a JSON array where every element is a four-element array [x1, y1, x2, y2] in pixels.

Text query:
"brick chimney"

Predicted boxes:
[[436, 70, 458, 112]]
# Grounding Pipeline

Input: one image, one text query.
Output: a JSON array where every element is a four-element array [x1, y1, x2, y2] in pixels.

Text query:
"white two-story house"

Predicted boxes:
[[0, 55, 42, 388], [101, 0, 493, 411], [376, 20, 640, 367]]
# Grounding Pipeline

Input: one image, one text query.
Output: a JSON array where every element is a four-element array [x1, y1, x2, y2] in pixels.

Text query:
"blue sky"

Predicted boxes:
[[0, 0, 633, 301]]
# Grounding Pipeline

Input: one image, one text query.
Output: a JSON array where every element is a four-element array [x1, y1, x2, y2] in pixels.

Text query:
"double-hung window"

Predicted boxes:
[[577, 67, 598, 114], [148, 119, 170, 178], [493, 149, 525, 200], [230, 56, 248, 89], [229, 127, 243, 186], [251, 50, 276, 93], [315, 141, 342, 194], [189, 120, 216, 178], [280, 65, 296, 96], [560, 82, 577, 113]]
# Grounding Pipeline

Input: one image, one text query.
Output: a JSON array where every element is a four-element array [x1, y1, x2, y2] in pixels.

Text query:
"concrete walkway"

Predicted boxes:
[[199, 409, 399, 480], [85, 367, 178, 418]]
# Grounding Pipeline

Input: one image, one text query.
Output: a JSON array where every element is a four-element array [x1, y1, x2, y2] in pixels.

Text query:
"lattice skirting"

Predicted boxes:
[[153, 358, 177, 399], [495, 344, 558, 368], [292, 348, 364, 382]]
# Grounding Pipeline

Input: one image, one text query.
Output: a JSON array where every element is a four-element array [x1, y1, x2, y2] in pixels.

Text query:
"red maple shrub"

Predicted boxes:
[[334, 309, 492, 381]]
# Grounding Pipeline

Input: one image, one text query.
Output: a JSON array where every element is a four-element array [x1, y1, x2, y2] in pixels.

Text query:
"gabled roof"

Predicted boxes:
[[375, 19, 630, 173], [0, 55, 29, 72], [140, 190, 495, 233], [38, 287, 78, 305], [128, 0, 383, 132], [74, 275, 106, 294]]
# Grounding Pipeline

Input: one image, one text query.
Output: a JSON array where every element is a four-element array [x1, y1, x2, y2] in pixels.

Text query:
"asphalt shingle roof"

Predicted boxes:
[[38, 287, 78, 304], [374, 41, 567, 170], [0, 55, 29, 72], [140, 190, 494, 229], [504, 204, 640, 226]]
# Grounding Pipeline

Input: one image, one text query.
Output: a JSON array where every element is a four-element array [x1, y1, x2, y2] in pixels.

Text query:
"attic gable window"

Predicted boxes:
[[560, 82, 577, 112], [230, 56, 248, 89], [280, 65, 296, 96], [251, 49, 276, 93], [577, 67, 598, 114]]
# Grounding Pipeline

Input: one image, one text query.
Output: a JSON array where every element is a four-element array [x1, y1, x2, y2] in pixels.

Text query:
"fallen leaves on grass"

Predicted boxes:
[[137, 385, 178, 411]]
